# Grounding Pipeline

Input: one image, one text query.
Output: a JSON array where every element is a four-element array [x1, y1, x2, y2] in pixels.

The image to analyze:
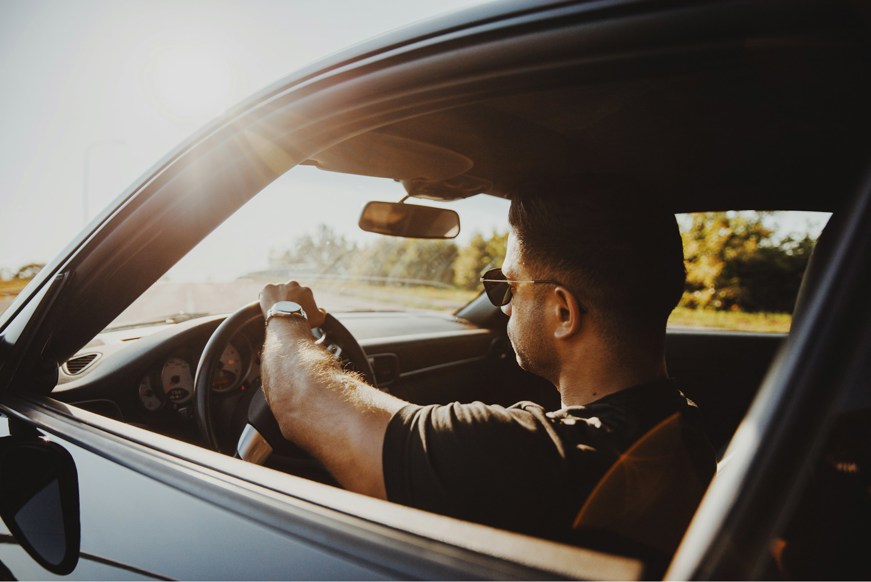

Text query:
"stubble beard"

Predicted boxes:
[[508, 307, 557, 385]]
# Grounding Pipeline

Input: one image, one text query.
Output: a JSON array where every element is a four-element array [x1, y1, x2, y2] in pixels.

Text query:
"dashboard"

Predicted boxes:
[[52, 311, 506, 449], [53, 316, 265, 444]]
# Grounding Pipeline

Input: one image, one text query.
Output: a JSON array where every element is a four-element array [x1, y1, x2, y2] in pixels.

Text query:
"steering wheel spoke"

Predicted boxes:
[[237, 424, 273, 463]]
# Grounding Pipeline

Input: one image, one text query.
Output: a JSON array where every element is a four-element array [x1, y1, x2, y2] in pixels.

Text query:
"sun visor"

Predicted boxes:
[[303, 132, 473, 181]]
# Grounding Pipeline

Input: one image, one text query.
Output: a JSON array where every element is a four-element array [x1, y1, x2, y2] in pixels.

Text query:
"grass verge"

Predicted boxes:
[[0, 279, 29, 295], [669, 306, 791, 333]]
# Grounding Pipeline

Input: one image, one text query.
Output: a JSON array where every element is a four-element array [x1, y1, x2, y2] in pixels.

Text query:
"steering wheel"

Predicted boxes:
[[193, 301, 376, 461]]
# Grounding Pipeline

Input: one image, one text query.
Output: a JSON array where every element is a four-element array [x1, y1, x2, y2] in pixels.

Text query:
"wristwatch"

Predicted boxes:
[[264, 300, 308, 327]]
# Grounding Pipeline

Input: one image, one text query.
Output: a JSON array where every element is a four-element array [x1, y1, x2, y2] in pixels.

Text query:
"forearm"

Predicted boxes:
[[261, 317, 406, 497], [261, 322, 340, 434]]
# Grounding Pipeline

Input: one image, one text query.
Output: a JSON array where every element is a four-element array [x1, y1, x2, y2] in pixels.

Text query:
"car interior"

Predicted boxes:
[[31, 7, 870, 576]]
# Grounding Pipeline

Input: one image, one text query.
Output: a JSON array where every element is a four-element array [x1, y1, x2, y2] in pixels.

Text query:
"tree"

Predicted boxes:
[[718, 234, 815, 313], [453, 230, 508, 290], [269, 225, 355, 275], [352, 237, 459, 286], [681, 212, 771, 310], [680, 212, 814, 313]]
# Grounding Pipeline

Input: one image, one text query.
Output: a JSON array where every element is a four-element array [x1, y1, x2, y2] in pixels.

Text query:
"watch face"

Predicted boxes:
[[274, 300, 303, 314]]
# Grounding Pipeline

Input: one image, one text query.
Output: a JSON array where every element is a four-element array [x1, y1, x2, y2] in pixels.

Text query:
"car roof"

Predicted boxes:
[[299, 0, 871, 213]]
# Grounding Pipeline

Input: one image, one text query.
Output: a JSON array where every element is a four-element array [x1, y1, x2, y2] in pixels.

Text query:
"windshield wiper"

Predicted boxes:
[[104, 312, 211, 332]]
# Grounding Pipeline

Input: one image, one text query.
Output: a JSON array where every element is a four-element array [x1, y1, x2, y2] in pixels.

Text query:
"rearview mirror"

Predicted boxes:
[[359, 201, 460, 239], [0, 432, 80, 575]]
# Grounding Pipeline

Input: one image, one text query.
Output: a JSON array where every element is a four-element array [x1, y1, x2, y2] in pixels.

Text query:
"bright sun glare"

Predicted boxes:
[[143, 44, 237, 125]]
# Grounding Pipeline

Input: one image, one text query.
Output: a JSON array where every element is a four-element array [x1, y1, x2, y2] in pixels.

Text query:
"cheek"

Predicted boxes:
[[506, 302, 526, 339], [505, 304, 518, 337]]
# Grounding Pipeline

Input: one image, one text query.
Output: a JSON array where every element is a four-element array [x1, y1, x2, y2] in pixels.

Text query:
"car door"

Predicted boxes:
[[0, 387, 644, 580], [0, 406, 386, 580], [669, 181, 871, 579]]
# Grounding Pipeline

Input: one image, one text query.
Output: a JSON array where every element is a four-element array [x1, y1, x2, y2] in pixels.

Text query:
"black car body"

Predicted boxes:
[[1, 0, 869, 579]]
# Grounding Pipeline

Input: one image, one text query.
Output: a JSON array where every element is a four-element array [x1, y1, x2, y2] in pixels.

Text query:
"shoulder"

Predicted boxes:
[[552, 380, 706, 451], [387, 400, 554, 439]]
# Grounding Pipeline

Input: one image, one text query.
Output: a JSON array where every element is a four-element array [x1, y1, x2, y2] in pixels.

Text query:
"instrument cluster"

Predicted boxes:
[[136, 333, 259, 416]]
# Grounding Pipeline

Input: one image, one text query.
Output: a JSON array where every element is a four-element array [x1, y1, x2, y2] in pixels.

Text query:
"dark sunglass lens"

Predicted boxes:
[[484, 283, 510, 306], [494, 284, 511, 306], [481, 269, 511, 306]]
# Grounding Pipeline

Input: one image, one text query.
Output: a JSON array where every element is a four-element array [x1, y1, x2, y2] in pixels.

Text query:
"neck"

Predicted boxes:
[[556, 338, 668, 407]]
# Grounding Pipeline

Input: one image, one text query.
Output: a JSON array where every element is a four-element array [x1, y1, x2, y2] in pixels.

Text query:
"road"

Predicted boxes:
[[111, 280, 403, 327], [3, 278, 463, 328]]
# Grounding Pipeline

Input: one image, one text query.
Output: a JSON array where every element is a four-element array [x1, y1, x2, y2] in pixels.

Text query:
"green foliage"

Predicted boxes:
[[453, 230, 508, 290], [718, 234, 815, 313], [352, 237, 459, 287], [268, 225, 355, 274], [270, 213, 815, 318], [681, 212, 814, 313], [270, 224, 511, 290]]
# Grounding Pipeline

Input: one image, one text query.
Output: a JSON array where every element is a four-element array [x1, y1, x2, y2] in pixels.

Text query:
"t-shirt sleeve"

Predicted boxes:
[[382, 401, 577, 536]]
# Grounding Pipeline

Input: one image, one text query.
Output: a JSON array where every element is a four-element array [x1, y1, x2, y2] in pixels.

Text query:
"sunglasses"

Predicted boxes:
[[480, 268, 562, 307]]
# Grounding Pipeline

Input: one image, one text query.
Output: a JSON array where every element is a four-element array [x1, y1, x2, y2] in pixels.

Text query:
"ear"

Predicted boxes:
[[551, 287, 584, 339]]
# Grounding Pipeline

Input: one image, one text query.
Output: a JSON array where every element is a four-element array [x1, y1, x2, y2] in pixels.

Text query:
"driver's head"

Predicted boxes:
[[507, 175, 686, 347]]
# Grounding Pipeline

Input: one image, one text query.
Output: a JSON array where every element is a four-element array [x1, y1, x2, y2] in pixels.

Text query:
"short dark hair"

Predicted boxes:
[[508, 175, 686, 342]]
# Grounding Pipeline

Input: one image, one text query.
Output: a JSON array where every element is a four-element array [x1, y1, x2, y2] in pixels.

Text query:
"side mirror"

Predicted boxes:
[[359, 201, 460, 239], [0, 432, 80, 575]]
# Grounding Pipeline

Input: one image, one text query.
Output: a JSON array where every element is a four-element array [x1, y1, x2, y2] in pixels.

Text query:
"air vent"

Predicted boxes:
[[64, 353, 100, 375]]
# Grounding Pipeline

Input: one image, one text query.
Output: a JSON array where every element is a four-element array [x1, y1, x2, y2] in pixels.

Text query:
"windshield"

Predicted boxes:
[[106, 166, 511, 329], [0, 163, 829, 335]]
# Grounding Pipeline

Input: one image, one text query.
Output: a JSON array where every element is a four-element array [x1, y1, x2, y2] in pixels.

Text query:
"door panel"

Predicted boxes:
[[667, 330, 785, 453], [0, 414, 384, 580], [0, 401, 633, 580]]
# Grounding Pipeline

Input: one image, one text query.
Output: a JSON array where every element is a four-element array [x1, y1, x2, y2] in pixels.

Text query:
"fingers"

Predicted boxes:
[[291, 284, 327, 328], [259, 281, 326, 328]]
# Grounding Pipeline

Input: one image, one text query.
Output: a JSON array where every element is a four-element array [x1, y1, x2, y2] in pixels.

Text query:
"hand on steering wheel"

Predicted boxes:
[[193, 300, 375, 461], [258, 280, 327, 328]]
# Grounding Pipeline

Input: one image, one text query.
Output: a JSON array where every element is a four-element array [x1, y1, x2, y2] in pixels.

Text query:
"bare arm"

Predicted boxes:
[[259, 281, 408, 499]]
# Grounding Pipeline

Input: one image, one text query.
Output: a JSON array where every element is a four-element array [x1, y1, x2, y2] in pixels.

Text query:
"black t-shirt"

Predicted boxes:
[[382, 379, 715, 543]]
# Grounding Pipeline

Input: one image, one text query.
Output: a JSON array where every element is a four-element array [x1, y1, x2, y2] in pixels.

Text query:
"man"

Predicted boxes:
[[258, 178, 715, 546]]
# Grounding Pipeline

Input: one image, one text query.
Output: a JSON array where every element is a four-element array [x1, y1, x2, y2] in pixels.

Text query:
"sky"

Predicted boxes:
[[0, 0, 491, 277]]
